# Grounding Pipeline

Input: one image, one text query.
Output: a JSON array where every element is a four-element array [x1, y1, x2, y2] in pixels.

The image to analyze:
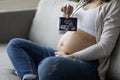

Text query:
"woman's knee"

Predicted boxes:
[[7, 38, 20, 47], [38, 57, 57, 71], [7, 38, 24, 55], [7, 38, 18, 49], [38, 57, 67, 72], [38, 57, 58, 80], [7, 38, 26, 49]]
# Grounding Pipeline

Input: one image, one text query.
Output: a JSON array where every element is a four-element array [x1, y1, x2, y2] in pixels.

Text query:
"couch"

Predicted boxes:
[[0, 0, 120, 80]]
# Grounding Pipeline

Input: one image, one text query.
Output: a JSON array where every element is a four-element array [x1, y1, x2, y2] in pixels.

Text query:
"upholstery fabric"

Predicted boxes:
[[107, 36, 120, 80], [29, 0, 77, 49], [0, 0, 120, 80], [0, 9, 36, 43], [0, 44, 20, 80]]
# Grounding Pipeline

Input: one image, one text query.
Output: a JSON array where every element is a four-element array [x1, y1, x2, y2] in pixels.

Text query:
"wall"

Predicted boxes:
[[0, 0, 39, 10]]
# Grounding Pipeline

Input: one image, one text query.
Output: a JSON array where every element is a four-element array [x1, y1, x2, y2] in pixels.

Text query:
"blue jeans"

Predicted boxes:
[[7, 38, 100, 80]]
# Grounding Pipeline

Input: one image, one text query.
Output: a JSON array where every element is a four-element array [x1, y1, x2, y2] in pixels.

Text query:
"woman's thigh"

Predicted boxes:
[[38, 57, 99, 80], [7, 38, 56, 66]]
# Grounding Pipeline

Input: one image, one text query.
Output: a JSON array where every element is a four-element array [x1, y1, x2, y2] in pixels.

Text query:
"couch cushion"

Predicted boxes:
[[0, 70, 20, 80], [29, 0, 77, 49], [0, 44, 20, 80], [0, 10, 36, 43], [107, 36, 120, 80], [0, 44, 14, 70]]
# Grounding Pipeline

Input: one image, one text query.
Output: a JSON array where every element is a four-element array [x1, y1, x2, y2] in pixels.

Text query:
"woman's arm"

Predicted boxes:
[[72, 1, 120, 61]]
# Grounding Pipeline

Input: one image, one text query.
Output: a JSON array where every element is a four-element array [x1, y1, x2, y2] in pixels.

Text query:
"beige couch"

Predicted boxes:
[[0, 0, 120, 80]]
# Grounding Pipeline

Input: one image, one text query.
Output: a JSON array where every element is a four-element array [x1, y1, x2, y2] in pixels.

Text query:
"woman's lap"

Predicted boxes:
[[38, 57, 99, 80], [7, 38, 99, 80]]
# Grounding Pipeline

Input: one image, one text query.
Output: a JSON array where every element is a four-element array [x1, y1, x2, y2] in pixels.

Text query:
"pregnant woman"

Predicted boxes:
[[7, 0, 120, 80]]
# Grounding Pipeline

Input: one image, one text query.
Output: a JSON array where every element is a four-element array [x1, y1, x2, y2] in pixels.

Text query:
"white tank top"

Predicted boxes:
[[73, 7, 99, 37]]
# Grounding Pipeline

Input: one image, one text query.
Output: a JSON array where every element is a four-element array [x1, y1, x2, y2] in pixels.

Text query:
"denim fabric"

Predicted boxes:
[[7, 38, 55, 78], [38, 57, 100, 80], [7, 38, 99, 80]]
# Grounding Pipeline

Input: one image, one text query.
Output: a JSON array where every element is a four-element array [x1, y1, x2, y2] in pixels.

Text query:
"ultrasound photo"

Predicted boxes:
[[59, 17, 77, 31]]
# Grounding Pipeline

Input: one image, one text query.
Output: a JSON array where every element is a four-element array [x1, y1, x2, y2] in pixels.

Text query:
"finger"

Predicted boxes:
[[55, 52, 60, 57], [67, 5, 73, 18], [54, 52, 58, 55], [66, 5, 70, 18], [69, 5, 73, 14], [61, 6, 66, 12], [63, 5, 67, 14], [55, 54, 60, 57], [61, 6, 64, 12]]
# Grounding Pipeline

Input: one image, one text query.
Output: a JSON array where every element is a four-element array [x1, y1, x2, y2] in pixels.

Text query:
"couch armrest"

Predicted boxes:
[[0, 9, 36, 43]]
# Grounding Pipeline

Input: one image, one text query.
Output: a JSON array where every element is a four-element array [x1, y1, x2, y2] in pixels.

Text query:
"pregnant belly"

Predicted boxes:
[[56, 29, 96, 54]]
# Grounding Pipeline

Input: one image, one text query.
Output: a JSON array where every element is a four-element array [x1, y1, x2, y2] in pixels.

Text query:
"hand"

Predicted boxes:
[[55, 51, 75, 58], [61, 4, 74, 18], [55, 51, 68, 57]]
